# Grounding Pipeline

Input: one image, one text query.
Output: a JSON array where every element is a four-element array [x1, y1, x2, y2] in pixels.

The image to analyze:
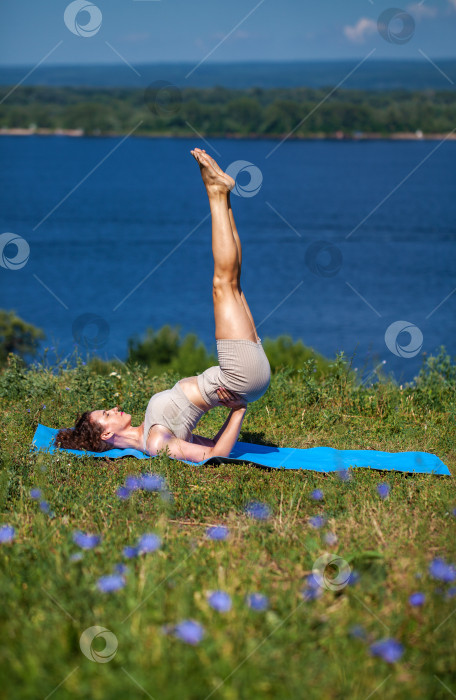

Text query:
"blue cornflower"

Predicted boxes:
[[446, 587, 456, 599], [452, 507, 456, 517], [141, 473, 166, 491], [70, 552, 83, 562], [30, 488, 42, 499], [123, 546, 138, 559], [0, 524, 15, 543], [116, 486, 130, 500], [409, 592, 425, 606], [349, 625, 367, 640], [429, 558, 456, 583], [302, 574, 322, 601], [337, 469, 352, 482], [125, 475, 142, 491], [137, 533, 161, 554], [377, 483, 390, 499], [42, 405, 46, 410], [208, 591, 231, 612], [65, 387, 70, 391], [206, 525, 229, 541], [114, 563, 129, 575], [27, 409, 30, 413], [73, 531, 101, 550], [310, 489, 324, 501], [369, 638, 404, 663], [246, 593, 269, 611], [39, 500, 50, 513], [347, 570, 360, 586], [245, 501, 271, 520], [97, 574, 125, 593], [309, 515, 326, 529], [173, 620, 205, 645], [324, 532, 338, 545]]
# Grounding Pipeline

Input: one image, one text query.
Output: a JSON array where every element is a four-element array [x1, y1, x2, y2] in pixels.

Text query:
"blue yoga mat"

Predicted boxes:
[[30, 424, 451, 475]]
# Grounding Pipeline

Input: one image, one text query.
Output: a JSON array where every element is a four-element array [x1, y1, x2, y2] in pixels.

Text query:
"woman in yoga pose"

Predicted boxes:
[[55, 148, 270, 462]]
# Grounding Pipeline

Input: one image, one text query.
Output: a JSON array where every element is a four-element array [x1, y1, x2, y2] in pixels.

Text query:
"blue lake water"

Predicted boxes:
[[1, 135, 455, 384]]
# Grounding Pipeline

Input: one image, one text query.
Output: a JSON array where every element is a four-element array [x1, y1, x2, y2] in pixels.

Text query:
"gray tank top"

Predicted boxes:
[[143, 381, 205, 451]]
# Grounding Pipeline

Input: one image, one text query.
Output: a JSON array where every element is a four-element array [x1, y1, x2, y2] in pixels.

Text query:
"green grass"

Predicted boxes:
[[0, 349, 455, 700]]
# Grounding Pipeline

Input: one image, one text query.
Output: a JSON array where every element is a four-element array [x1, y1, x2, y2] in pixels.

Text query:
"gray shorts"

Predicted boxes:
[[197, 337, 271, 409]]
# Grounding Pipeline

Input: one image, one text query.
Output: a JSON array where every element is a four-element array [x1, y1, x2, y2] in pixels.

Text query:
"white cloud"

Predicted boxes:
[[448, 0, 456, 10], [406, 2, 438, 19], [343, 18, 377, 43]]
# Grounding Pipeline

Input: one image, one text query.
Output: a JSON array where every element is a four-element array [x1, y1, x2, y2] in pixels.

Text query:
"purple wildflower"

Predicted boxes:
[[39, 500, 50, 513], [377, 483, 390, 499], [309, 515, 326, 529], [347, 570, 360, 586], [246, 593, 269, 611], [409, 592, 425, 606], [369, 638, 404, 663], [206, 525, 229, 541], [324, 532, 338, 545], [125, 475, 142, 491], [73, 531, 101, 550], [70, 552, 83, 562], [114, 563, 129, 575], [97, 574, 125, 593], [310, 489, 324, 501], [208, 591, 231, 612], [116, 486, 130, 500], [349, 624, 367, 640], [429, 558, 456, 583], [30, 488, 42, 499], [27, 409, 30, 413], [123, 546, 138, 559], [137, 533, 161, 554], [0, 525, 15, 543], [245, 501, 271, 520], [141, 473, 166, 491], [337, 469, 352, 482], [65, 387, 70, 391], [173, 620, 205, 645], [302, 573, 322, 601]]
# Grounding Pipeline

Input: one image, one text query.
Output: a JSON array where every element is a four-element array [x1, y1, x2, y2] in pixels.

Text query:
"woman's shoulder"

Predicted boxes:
[[145, 423, 175, 455]]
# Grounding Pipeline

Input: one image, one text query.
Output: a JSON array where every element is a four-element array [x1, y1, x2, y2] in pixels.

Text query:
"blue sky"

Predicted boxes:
[[1, 0, 455, 66]]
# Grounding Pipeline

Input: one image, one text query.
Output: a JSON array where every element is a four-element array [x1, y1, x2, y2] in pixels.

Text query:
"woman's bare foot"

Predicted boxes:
[[190, 148, 235, 196]]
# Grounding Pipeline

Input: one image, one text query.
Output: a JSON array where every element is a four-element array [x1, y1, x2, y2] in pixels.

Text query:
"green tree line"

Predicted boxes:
[[1, 85, 455, 135]]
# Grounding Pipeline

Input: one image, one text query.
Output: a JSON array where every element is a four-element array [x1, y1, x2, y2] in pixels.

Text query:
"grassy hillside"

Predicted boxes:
[[0, 349, 455, 699]]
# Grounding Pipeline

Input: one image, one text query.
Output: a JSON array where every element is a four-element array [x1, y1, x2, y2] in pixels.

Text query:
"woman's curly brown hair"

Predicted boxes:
[[54, 411, 112, 453]]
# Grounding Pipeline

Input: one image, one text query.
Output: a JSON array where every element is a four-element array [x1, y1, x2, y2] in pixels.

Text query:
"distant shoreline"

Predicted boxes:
[[1, 127, 455, 141]]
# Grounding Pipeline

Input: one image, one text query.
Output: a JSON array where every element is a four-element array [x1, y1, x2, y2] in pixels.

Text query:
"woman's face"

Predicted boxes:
[[91, 406, 131, 441]]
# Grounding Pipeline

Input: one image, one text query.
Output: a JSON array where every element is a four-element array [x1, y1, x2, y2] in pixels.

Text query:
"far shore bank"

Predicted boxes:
[[1, 127, 455, 141]]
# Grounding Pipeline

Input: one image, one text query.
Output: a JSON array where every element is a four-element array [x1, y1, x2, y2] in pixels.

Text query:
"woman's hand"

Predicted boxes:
[[216, 387, 247, 410]]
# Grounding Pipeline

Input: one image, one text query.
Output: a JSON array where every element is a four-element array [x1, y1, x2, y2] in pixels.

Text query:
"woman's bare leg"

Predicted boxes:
[[199, 150, 258, 337], [191, 148, 259, 342]]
